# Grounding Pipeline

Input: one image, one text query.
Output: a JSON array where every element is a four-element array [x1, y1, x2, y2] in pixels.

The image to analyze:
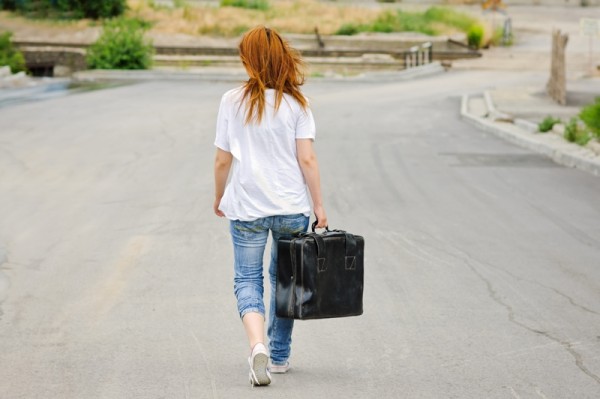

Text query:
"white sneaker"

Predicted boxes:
[[269, 361, 290, 374], [248, 343, 271, 386]]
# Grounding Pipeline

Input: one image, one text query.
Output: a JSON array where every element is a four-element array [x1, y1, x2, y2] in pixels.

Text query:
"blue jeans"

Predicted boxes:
[[230, 214, 310, 365]]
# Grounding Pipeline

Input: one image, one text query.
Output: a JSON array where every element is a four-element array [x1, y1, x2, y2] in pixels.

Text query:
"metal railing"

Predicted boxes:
[[404, 42, 433, 69]]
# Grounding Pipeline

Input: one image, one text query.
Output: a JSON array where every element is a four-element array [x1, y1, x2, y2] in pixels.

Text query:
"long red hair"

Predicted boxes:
[[238, 26, 308, 125]]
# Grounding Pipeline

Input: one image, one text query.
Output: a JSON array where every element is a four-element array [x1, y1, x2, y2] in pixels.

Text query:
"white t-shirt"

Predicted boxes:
[[214, 87, 316, 221]]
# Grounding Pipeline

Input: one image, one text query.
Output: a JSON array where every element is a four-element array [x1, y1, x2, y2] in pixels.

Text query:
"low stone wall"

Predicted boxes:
[[20, 46, 87, 76]]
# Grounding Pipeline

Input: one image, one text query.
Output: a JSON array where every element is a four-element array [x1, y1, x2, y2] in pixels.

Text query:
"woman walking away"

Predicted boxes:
[[213, 26, 328, 387]]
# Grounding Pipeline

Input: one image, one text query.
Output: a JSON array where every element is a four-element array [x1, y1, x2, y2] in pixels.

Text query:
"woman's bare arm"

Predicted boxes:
[[296, 139, 327, 228], [214, 148, 233, 217]]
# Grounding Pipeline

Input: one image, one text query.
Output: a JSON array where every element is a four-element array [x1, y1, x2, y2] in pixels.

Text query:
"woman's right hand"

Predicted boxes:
[[313, 205, 328, 229], [214, 197, 225, 217]]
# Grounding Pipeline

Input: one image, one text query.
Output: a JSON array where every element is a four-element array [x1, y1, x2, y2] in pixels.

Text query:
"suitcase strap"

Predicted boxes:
[[295, 232, 359, 272], [288, 237, 299, 318]]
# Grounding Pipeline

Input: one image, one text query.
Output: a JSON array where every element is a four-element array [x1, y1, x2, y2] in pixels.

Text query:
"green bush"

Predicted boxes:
[[424, 7, 477, 32], [0, 0, 125, 19], [538, 116, 561, 133], [580, 97, 600, 139], [333, 7, 479, 37], [564, 117, 591, 146], [467, 24, 484, 49], [367, 10, 436, 35], [336, 23, 361, 36], [220, 0, 270, 11], [86, 18, 154, 70], [0, 31, 26, 73], [80, 0, 125, 19]]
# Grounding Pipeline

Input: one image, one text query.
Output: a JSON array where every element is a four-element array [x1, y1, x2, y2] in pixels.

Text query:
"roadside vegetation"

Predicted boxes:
[[0, 0, 125, 19], [537, 99, 600, 148], [86, 18, 153, 70], [220, 0, 271, 11], [0, 31, 26, 73], [127, 0, 485, 38], [1, 0, 490, 40], [579, 98, 600, 139], [336, 7, 478, 37], [538, 116, 561, 133]]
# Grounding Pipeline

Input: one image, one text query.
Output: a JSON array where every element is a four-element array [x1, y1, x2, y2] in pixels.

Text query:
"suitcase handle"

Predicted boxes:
[[311, 220, 329, 233]]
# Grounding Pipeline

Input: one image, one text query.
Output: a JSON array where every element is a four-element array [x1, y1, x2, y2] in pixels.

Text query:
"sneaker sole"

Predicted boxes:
[[249, 353, 271, 386], [269, 364, 290, 374]]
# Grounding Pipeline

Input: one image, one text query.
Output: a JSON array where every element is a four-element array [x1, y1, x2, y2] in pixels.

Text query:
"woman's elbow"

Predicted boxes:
[[215, 150, 233, 168], [298, 154, 316, 168]]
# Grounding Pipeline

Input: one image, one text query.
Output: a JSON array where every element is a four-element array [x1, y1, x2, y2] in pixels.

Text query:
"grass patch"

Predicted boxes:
[[127, 1, 478, 37], [335, 6, 479, 36], [564, 118, 591, 146], [538, 116, 561, 133], [220, 0, 270, 11]]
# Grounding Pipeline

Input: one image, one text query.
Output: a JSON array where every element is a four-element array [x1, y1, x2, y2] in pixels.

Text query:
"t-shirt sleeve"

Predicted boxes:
[[295, 107, 316, 141], [214, 94, 230, 152]]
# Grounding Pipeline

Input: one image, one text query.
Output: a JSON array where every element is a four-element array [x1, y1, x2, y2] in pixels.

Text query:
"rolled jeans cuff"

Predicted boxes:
[[240, 307, 264, 320]]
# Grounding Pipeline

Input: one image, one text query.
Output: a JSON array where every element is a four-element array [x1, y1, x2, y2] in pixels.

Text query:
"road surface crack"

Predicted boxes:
[[398, 232, 600, 386], [458, 254, 600, 385]]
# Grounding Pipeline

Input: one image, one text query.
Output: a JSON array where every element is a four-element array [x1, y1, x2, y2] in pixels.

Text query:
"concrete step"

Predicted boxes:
[[153, 54, 407, 72], [468, 95, 489, 118]]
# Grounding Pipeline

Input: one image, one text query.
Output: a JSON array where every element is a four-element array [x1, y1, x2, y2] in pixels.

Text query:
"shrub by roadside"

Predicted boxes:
[[539, 98, 600, 149], [335, 7, 479, 37], [467, 25, 484, 49], [0, 31, 26, 73], [220, 0, 270, 11], [564, 117, 591, 146], [538, 116, 561, 133], [580, 97, 600, 140], [86, 18, 153, 70]]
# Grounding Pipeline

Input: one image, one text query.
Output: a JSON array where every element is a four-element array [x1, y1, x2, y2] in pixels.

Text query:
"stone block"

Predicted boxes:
[[0, 66, 11, 78]]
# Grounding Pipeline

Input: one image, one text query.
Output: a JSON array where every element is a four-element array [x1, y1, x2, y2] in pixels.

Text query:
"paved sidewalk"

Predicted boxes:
[[461, 77, 600, 176]]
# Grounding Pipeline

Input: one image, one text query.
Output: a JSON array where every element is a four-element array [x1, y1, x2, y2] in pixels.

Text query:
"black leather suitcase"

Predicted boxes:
[[276, 228, 364, 320]]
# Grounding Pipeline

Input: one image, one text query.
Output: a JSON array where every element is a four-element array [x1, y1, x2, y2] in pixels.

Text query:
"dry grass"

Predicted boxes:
[[127, 0, 379, 37]]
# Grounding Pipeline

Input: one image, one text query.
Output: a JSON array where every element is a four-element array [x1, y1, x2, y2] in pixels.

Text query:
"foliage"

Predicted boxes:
[[538, 116, 561, 133], [579, 97, 600, 139], [86, 18, 153, 70], [564, 117, 591, 146], [424, 7, 477, 32], [0, 31, 26, 73], [334, 7, 478, 36], [147, 0, 186, 10], [336, 23, 361, 36], [0, 0, 125, 19], [489, 25, 514, 47], [220, 0, 270, 11], [467, 24, 484, 48]]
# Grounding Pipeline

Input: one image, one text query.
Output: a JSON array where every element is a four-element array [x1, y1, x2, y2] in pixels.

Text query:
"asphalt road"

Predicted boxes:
[[1, 70, 600, 398]]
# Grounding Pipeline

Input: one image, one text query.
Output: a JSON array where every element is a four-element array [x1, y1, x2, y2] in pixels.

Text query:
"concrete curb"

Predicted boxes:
[[460, 94, 600, 177], [73, 62, 445, 84], [73, 68, 248, 83], [355, 62, 445, 82], [0, 78, 73, 107]]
